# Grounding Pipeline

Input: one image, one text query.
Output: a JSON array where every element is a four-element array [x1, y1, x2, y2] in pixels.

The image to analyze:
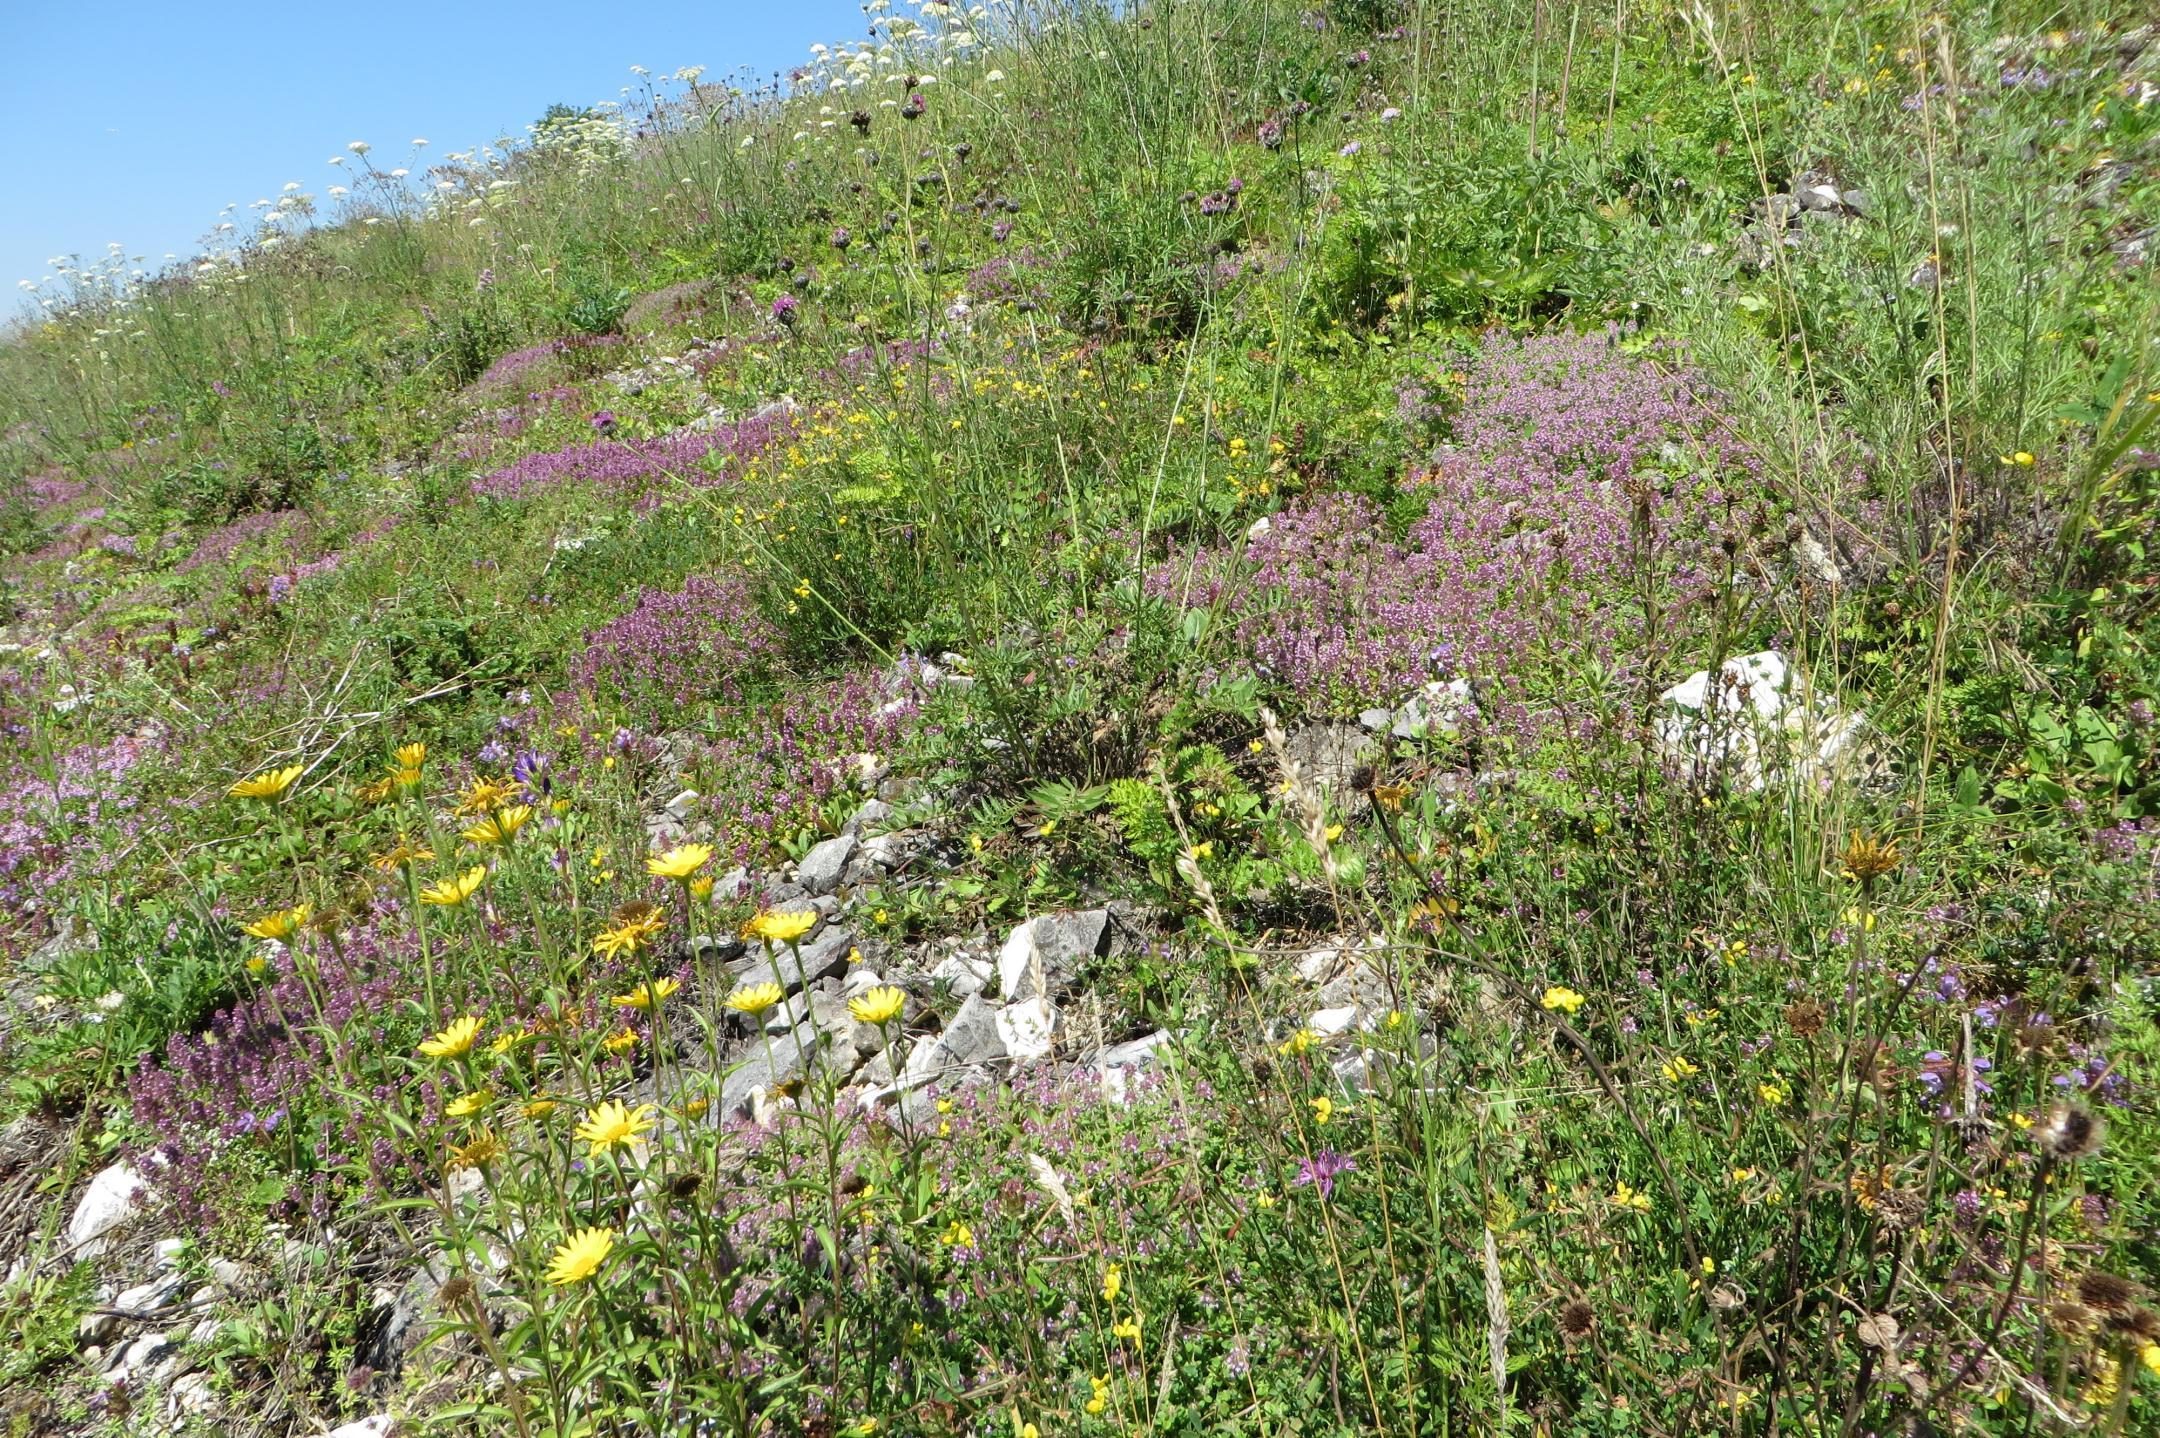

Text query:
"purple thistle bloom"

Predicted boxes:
[[1293, 1149, 1355, 1198]]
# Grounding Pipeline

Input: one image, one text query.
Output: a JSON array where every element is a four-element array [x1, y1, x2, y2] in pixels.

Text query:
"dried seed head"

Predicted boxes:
[[2036, 1103, 2105, 1162], [2049, 1299, 2098, 1334], [668, 1171, 704, 1200], [1839, 832, 1902, 882], [1784, 1000, 1827, 1038], [2110, 1306, 2160, 1342], [2077, 1271, 2140, 1314], [1875, 1186, 1926, 1232], [436, 1275, 476, 1309], [1556, 1299, 1596, 1341]]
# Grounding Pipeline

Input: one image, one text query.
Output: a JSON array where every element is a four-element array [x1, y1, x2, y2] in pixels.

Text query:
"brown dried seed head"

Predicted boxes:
[[1784, 1000, 1827, 1038], [1840, 831, 1903, 882], [668, 1171, 704, 1200], [436, 1275, 476, 1309], [2109, 1306, 2160, 1342], [2036, 1104, 2105, 1162], [1556, 1299, 1596, 1340], [2076, 1271, 2140, 1314], [1875, 1186, 1926, 1232]]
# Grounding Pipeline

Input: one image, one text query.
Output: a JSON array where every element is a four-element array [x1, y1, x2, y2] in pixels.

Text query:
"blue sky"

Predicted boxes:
[[0, 0, 872, 298]]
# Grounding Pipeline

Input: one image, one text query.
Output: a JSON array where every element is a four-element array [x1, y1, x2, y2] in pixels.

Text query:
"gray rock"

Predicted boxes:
[[729, 927, 851, 995], [994, 997, 1059, 1062], [930, 952, 992, 1000], [841, 967, 888, 998], [996, 910, 1111, 1002], [843, 798, 893, 836], [1755, 192, 1802, 226], [720, 1024, 823, 1118], [106, 1332, 172, 1380], [67, 1161, 150, 1259], [112, 1271, 183, 1318], [166, 1364, 217, 1425], [797, 834, 858, 895], [78, 1310, 122, 1346], [167, 1371, 219, 1423], [357, 1254, 456, 1380], [327, 1418, 397, 1438], [1839, 187, 1872, 217]]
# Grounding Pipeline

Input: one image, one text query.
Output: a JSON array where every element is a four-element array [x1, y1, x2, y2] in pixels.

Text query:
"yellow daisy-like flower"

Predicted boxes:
[[456, 775, 518, 816], [611, 977, 681, 1010], [848, 986, 906, 1025], [419, 866, 489, 907], [688, 874, 715, 902], [1540, 985, 1587, 1015], [726, 981, 786, 1016], [418, 1015, 485, 1059], [575, 1099, 655, 1155], [357, 775, 395, 805], [444, 1090, 492, 1118], [591, 906, 666, 960], [744, 909, 818, 944], [372, 836, 436, 872], [395, 741, 427, 769], [230, 764, 303, 801], [647, 843, 715, 880], [243, 903, 313, 942], [461, 804, 533, 847], [244, 954, 269, 977], [602, 1028, 639, 1054], [448, 1131, 504, 1170], [522, 1098, 558, 1119], [392, 765, 423, 792], [486, 1028, 532, 1057], [544, 1226, 615, 1285]]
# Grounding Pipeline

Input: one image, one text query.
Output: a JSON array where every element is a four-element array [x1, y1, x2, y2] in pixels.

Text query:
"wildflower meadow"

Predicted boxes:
[[1, 2, 2158, 1435]]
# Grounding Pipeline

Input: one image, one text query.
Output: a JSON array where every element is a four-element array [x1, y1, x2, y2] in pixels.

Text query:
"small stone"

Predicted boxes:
[[841, 968, 888, 997], [67, 1162, 150, 1258], [107, 1332, 172, 1379], [152, 1237, 187, 1269], [79, 1310, 122, 1346], [327, 1417, 397, 1438], [930, 952, 992, 1000], [113, 1272, 183, 1318], [168, 1371, 219, 1422], [994, 997, 1059, 1062], [797, 834, 858, 895], [843, 798, 893, 836], [1307, 1005, 1361, 1040]]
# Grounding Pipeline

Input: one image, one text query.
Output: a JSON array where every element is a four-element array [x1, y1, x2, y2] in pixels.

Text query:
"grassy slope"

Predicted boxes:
[[0, 1, 2157, 1434]]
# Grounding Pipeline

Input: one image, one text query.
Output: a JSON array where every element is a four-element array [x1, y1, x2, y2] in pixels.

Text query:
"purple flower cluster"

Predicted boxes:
[[688, 671, 917, 864], [572, 572, 784, 718], [174, 509, 310, 575], [470, 406, 798, 507], [1152, 329, 1753, 735], [468, 334, 624, 393]]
